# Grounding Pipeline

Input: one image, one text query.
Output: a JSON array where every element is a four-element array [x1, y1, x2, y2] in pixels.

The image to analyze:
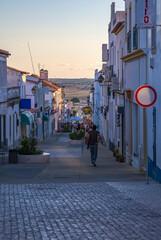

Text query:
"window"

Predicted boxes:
[[127, 4, 132, 53], [129, 6, 131, 30], [125, 10, 127, 38], [133, 25, 138, 50]]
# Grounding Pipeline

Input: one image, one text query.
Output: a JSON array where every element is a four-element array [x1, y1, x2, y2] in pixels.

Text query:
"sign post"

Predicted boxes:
[[135, 85, 157, 184]]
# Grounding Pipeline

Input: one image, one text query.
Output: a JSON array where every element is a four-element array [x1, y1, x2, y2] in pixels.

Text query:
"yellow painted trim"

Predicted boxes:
[[129, 2, 131, 8], [115, 24, 124, 35], [121, 49, 146, 62]]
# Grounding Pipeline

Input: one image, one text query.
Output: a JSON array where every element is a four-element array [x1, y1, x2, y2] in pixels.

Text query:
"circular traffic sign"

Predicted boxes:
[[135, 85, 157, 107], [58, 117, 62, 121]]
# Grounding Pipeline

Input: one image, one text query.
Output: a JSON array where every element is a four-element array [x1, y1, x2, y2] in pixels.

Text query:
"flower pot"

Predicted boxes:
[[18, 152, 50, 164]]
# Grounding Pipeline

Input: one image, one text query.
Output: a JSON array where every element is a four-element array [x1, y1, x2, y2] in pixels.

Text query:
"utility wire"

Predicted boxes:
[[27, 42, 35, 74]]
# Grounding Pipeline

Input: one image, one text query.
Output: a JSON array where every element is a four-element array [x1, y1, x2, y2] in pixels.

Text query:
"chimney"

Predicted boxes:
[[44, 70, 48, 81], [40, 69, 45, 80], [111, 2, 115, 21]]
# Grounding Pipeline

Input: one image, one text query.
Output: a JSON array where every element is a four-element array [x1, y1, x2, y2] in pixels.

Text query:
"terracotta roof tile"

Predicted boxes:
[[30, 74, 42, 79], [0, 49, 11, 56], [7, 66, 29, 74]]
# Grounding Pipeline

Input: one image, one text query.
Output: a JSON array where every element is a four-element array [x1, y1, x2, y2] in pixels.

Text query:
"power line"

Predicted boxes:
[[27, 42, 35, 74]]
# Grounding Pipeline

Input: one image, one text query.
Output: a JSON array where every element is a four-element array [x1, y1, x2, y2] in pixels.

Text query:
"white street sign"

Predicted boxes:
[[137, 0, 156, 28]]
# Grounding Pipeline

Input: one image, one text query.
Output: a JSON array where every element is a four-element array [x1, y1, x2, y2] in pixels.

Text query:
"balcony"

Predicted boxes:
[[133, 25, 138, 50], [7, 87, 20, 100], [127, 31, 131, 53], [0, 87, 7, 103], [111, 12, 125, 35]]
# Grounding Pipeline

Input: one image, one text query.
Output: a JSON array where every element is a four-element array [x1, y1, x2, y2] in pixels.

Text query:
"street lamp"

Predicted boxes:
[[31, 86, 36, 95]]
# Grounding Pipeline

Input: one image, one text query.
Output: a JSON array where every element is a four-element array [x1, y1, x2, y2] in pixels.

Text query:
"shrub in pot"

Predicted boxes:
[[69, 130, 85, 140], [18, 136, 43, 155]]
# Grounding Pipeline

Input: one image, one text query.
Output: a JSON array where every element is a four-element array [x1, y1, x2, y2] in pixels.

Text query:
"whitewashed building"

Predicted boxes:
[[24, 74, 44, 140], [7, 67, 29, 148], [145, 0, 161, 182], [110, 6, 125, 155], [0, 49, 10, 149], [42, 80, 62, 135]]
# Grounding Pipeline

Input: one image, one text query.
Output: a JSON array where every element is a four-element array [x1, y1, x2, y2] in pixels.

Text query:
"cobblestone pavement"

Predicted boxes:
[[1, 134, 161, 239], [1, 182, 161, 240]]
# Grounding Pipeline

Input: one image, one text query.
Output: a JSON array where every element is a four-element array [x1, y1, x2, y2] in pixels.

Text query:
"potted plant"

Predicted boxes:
[[113, 146, 119, 157], [17, 136, 50, 164], [18, 136, 43, 155], [69, 130, 85, 144], [116, 154, 125, 163]]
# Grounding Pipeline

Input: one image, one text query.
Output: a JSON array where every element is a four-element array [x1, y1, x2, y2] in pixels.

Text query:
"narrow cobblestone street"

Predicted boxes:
[[0, 134, 161, 240]]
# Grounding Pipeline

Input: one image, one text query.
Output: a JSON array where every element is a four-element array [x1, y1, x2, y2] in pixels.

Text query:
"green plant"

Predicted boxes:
[[62, 125, 71, 132], [82, 106, 92, 115], [113, 146, 119, 157], [18, 136, 43, 155], [69, 130, 85, 140], [71, 97, 80, 104], [116, 154, 125, 163], [73, 110, 78, 117]]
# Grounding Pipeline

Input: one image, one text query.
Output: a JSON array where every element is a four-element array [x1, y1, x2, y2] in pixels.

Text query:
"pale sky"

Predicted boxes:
[[0, 0, 124, 78]]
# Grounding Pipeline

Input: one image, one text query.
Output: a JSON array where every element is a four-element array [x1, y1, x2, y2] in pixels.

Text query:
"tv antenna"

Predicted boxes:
[[27, 42, 35, 74], [38, 63, 41, 73]]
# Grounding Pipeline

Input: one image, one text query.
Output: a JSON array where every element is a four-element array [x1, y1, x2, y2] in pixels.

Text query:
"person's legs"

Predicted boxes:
[[90, 146, 94, 164], [93, 146, 98, 164]]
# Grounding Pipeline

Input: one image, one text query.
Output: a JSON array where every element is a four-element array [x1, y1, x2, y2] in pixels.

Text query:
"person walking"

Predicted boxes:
[[86, 125, 100, 166], [77, 122, 80, 131]]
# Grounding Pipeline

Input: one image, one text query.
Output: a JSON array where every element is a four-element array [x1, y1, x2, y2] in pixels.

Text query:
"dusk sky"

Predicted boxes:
[[1, 0, 124, 78]]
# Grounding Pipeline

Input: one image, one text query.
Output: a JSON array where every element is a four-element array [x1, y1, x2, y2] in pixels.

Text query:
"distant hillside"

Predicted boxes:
[[49, 78, 94, 102], [49, 78, 93, 85]]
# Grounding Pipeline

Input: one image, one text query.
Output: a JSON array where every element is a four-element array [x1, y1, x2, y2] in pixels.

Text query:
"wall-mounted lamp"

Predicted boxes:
[[31, 87, 36, 95]]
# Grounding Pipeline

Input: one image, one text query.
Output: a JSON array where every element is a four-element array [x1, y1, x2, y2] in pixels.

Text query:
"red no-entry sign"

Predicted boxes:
[[135, 85, 157, 107]]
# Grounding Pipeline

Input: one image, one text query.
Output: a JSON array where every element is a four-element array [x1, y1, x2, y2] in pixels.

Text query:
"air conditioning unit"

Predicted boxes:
[[111, 77, 119, 91]]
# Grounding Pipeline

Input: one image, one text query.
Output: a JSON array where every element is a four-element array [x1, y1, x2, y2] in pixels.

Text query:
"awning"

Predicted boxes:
[[21, 111, 34, 125], [43, 114, 49, 121]]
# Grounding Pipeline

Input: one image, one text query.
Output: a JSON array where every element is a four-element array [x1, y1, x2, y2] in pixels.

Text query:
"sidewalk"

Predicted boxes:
[[33, 133, 146, 183], [0, 133, 146, 184]]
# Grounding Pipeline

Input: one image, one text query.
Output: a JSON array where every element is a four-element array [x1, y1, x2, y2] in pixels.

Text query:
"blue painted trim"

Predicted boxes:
[[148, 156, 161, 183]]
